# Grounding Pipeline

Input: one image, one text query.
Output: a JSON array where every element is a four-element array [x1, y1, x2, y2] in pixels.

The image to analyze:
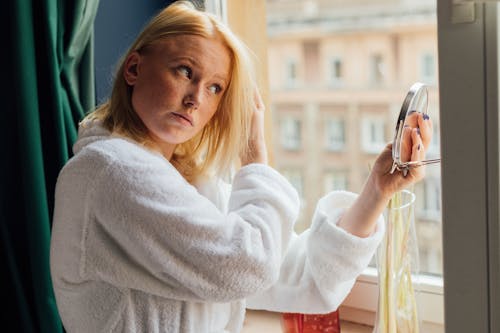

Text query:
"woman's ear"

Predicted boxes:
[[123, 52, 141, 85]]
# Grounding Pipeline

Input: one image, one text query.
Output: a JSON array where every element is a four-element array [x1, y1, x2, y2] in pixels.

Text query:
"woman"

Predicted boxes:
[[50, 2, 432, 332]]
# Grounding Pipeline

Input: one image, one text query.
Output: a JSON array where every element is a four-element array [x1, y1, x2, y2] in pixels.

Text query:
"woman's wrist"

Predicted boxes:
[[363, 173, 393, 206]]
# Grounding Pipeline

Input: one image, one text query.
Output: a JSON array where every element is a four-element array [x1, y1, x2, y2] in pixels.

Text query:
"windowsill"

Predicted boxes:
[[242, 310, 372, 333]]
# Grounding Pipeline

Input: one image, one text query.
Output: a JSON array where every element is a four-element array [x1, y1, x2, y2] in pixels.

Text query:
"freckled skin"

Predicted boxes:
[[123, 35, 231, 159]]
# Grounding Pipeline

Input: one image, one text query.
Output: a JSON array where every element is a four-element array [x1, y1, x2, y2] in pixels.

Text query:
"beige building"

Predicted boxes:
[[266, 0, 442, 274]]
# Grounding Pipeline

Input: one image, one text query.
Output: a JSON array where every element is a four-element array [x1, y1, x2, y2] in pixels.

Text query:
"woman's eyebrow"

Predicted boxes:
[[213, 74, 228, 86], [170, 56, 198, 65]]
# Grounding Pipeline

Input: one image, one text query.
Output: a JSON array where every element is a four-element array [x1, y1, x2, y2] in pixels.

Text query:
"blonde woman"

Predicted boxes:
[[50, 2, 432, 332]]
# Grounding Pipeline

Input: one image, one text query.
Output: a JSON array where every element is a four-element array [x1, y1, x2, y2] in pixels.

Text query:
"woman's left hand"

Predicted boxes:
[[369, 112, 433, 201], [338, 112, 433, 237]]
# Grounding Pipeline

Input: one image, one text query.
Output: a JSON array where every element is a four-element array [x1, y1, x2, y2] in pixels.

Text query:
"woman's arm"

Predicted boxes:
[[69, 142, 299, 303]]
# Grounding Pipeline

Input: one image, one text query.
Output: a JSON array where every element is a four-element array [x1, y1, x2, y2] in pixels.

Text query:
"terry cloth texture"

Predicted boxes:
[[50, 121, 384, 333]]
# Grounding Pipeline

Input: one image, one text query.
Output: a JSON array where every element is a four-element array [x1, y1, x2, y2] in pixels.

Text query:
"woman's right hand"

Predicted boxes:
[[240, 88, 268, 166]]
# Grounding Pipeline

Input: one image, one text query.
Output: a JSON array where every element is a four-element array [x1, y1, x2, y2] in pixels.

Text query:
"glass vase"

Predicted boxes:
[[373, 190, 420, 333]]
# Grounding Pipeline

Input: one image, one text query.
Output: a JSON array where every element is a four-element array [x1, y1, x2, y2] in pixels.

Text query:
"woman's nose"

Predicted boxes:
[[182, 84, 203, 110]]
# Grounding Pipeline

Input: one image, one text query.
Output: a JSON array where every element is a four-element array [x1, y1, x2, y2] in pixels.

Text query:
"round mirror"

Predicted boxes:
[[391, 82, 440, 176]]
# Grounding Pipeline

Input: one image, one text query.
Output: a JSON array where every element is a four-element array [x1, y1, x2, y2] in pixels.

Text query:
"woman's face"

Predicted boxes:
[[124, 35, 231, 159]]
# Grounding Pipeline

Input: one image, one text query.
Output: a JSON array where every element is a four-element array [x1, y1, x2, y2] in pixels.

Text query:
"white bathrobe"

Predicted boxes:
[[50, 121, 384, 333]]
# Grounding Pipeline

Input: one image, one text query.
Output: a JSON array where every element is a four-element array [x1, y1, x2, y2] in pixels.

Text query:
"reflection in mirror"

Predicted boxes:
[[391, 82, 441, 176]]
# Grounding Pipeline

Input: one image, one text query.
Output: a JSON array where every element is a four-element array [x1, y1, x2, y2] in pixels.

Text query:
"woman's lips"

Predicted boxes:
[[171, 112, 194, 126]]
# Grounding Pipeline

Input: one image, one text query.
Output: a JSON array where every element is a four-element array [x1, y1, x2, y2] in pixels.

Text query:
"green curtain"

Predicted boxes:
[[2, 0, 99, 331]]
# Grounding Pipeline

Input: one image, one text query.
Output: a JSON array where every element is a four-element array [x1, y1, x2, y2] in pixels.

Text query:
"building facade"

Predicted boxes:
[[266, 0, 442, 274]]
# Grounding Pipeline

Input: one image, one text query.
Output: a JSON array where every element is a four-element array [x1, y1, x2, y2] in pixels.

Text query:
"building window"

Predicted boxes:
[[280, 117, 301, 150], [422, 177, 441, 219], [325, 117, 346, 151], [329, 57, 343, 86], [428, 119, 440, 157], [421, 53, 436, 84], [369, 53, 385, 85], [324, 170, 349, 193], [285, 59, 298, 88], [361, 116, 386, 153]]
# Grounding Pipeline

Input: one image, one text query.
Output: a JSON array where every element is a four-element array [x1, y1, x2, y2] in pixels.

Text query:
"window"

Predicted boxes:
[[280, 117, 301, 150], [265, 0, 444, 331], [325, 117, 345, 151], [369, 53, 385, 85], [428, 118, 440, 157], [421, 52, 436, 84], [324, 170, 349, 193], [361, 116, 386, 153], [422, 177, 441, 218], [329, 57, 343, 86], [224, 0, 469, 332], [231, 1, 500, 332], [285, 59, 298, 88]]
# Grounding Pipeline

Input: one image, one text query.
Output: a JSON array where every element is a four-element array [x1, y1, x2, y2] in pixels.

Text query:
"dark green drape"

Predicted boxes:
[[1, 0, 99, 331]]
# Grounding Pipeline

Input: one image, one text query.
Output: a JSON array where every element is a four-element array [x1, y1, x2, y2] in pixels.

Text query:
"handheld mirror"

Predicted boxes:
[[390, 82, 440, 176]]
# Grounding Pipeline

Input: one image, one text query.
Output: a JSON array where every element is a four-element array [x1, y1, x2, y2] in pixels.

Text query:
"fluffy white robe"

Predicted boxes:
[[50, 122, 384, 333]]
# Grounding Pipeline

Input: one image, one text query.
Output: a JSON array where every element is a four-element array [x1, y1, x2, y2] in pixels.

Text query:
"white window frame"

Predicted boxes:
[[204, 0, 227, 22]]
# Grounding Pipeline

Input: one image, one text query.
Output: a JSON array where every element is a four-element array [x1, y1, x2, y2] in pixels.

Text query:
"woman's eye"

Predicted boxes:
[[208, 84, 222, 95], [178, 66, 192, 79]]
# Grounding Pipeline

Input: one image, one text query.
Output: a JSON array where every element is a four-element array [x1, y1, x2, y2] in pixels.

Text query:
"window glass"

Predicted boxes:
[[421, 53, 436, 83], [285, 59, 298, 88], [267, 0, 442, 276], [280, 116, 302, 150], [325, 117, 345, 151], [324, 170, 349, 192], [361, 115, 386, 153], [370, 54, 385, 86]]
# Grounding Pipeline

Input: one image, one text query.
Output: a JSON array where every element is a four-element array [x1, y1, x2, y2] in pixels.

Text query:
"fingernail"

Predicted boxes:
[[417, 143, 421, 151], [423, 114, 430, 120]]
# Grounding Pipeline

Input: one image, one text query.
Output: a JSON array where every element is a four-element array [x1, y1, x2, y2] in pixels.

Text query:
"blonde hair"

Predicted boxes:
[[84, 1, 255, 182]]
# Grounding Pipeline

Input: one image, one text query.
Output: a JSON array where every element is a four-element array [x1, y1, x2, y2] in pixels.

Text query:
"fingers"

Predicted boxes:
[[253, 87, 265, 113], [410, 127, 425, 162], [401, 125, 413, 162], [241, 86, 268, 166]]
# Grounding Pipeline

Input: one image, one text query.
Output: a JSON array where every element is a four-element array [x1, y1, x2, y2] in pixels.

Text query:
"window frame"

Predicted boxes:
[[324, 116, 346, 152], [420, 52, 437, 84], [285, 58, 299, 88], [360, 115, 386, 154], [280, 116, 302, 151], [437, 2, 500, 332], [329, 56, 344, 87]]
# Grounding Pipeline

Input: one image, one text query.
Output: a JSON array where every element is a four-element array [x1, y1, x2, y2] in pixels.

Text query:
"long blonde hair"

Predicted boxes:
[[84, 1, 255, 182]]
